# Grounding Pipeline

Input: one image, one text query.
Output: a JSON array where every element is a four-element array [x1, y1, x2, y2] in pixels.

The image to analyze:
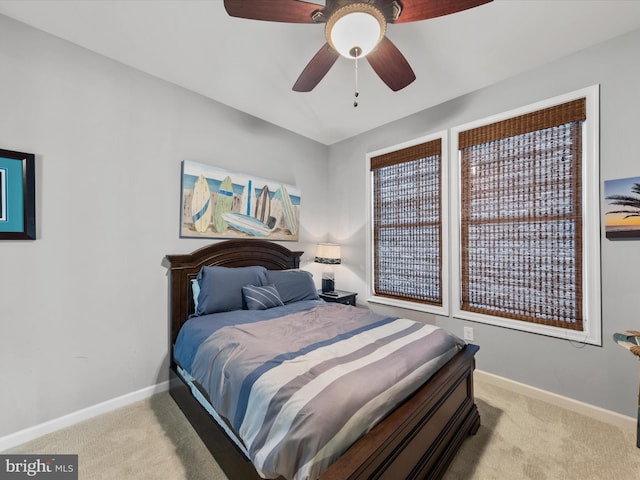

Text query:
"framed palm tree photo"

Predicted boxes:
[[604, 176, 640, 239]]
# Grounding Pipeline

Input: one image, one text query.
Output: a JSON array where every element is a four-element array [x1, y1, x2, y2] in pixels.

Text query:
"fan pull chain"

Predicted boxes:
[[349, 46, 362, 108], [354, 55, 359, 107]]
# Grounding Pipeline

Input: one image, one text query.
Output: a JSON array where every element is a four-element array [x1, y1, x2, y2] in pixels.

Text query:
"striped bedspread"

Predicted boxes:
[[190, 303, 465, 480]]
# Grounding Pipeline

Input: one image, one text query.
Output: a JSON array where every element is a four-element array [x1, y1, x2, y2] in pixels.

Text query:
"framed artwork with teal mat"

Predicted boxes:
[[0, 149, 36, 240]]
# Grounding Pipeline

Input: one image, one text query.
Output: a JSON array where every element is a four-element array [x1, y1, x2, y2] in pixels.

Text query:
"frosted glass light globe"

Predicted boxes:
[[326, 4, 386, 58]]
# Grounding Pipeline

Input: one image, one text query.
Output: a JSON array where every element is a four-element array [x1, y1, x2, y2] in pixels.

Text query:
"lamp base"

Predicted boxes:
[[321, 278, 335, 294]]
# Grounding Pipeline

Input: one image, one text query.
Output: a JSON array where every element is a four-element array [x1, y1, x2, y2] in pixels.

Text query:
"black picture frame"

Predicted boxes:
[[0, 148, 36, 240]]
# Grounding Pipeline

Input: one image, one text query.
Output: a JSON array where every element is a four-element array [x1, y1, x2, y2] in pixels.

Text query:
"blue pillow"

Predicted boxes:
[[196, 265, 267, 315], [265, 269, 319, 304], [242, 284, 285, 310]]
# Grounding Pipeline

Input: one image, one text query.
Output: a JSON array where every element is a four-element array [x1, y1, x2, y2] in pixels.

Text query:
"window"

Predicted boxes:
[[367, 132, 448, 315], [451, 86, 601, 344]]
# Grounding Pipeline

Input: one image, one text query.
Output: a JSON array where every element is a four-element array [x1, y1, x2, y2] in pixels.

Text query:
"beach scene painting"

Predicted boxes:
[[604, 175, 640, 239], [180, 160, 301, 241]]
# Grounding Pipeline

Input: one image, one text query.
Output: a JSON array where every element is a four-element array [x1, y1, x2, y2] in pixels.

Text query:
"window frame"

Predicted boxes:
[[366, 131, 449, 316], [450, 86, 601, 345]]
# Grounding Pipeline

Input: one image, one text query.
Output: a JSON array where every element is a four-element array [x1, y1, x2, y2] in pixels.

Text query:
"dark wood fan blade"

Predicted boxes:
[[224, 0, 322, 23], [366, 36, 416, 91], [393, 0, 492, 24], [293, 43, 339, 92]]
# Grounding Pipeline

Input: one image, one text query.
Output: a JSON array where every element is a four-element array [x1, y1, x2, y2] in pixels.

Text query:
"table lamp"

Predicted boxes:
[[315, 243, 341, 293]]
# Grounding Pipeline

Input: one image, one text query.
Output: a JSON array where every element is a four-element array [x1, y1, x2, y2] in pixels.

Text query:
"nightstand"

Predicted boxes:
[[318, 289, 357, 306]]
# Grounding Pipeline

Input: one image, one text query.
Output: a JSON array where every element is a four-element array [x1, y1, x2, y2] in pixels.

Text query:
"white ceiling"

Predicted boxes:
[[2, 1, 640, 145]]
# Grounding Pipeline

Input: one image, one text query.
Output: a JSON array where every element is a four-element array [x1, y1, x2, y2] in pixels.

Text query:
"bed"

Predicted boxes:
[[165, 240, 480, 480]]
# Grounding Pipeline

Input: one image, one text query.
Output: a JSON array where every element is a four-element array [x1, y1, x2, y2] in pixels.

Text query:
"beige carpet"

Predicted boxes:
[[5, 378, 640, 479], [444, 381, 640, 480]]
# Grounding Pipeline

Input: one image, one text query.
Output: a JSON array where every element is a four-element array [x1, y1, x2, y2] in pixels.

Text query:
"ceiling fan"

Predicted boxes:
[[223, 0, 493, 93]]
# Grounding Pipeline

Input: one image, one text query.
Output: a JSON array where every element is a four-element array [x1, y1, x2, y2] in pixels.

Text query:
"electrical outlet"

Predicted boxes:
[[463, 326, 474, 341]]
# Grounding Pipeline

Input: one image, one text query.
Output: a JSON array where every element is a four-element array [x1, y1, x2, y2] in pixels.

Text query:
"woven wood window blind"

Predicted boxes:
[[459, 98, 586, 330], [371, 139, 442, 305]]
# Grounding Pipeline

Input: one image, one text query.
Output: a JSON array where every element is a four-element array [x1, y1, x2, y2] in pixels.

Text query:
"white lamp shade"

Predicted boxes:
[[315, 243, 341, 264]]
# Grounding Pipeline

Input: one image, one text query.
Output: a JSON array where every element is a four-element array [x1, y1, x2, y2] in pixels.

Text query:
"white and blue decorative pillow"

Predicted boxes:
[[242, 284, 285, 311]]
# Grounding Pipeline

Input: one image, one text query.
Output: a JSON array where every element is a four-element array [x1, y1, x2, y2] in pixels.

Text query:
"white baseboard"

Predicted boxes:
[[0, 380, 170, 452], [475, 370, 636, 431]]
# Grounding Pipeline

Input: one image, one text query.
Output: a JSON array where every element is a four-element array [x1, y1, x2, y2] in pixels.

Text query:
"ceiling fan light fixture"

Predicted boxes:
[[326, 3, 386, 59]]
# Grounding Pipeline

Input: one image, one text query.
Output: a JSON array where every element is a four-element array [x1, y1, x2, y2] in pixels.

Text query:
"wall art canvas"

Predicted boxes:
[[180, 160, 300, 241], [0, 149, 36, 240], [604, 175, 640, 239]]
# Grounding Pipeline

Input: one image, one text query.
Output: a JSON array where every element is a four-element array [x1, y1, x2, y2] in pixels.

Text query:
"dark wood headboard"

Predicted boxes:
[[165, 240, 303, 345]]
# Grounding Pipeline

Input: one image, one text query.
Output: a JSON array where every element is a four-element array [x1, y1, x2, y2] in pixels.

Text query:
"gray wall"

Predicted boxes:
[[328, 28, 640, 417], [0, 15, 329, 438]]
